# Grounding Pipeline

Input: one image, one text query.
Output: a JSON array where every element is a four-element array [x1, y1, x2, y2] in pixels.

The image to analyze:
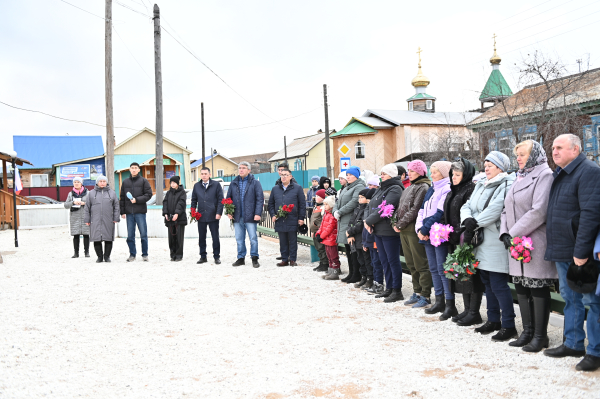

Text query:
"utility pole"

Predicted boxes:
[[323, 84, 331, 179], [201, 102, 206, 168], [105, 0, 115, 190], [153, 4, 164, 205], [211, 147, 214, 178], [284, 136, 288, 165]]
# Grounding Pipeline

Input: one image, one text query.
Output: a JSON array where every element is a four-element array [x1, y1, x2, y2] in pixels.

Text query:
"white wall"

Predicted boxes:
[[17, 204, 69, 228]]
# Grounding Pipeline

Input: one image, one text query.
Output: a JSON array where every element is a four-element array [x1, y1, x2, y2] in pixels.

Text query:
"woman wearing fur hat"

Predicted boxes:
[[162, 176, 188, 261], [64, 176, 91, 258]]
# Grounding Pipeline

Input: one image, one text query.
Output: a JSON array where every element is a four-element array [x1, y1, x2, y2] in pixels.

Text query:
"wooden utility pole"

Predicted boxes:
[[323, 84, 331, 179], [284, 136, 288, 165], [211, 147, 214, 178], [201, 102, 206, 168], [105, 0, 115, 189], [154, 4, 164, 205]]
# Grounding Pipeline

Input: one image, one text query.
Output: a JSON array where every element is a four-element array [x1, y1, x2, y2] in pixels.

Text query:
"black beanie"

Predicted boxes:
[[358, 188, 369, 198], [170, 175, 180, 185], [365, 188, 376, 200]]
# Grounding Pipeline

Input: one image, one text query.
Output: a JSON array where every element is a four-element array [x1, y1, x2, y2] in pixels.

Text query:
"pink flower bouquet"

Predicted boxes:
[[510, 236, 534, 263], [378, 200, 395, 218], [430, 223, 454, 247]]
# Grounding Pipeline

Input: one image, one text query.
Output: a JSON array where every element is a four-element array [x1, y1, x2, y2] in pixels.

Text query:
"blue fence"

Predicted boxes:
[[222, 168, 328, 189]]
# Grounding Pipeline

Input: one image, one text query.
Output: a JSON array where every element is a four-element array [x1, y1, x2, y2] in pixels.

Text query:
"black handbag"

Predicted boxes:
[[468, 181, 507, 248]]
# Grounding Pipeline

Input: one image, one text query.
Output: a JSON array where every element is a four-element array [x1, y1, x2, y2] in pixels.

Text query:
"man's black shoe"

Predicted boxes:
[[544, 344, 586, 358], [252, 256, 260, 268], [232, 258, 245, 267], [215, 258, 221, 265], [197, 257, 208, 264]]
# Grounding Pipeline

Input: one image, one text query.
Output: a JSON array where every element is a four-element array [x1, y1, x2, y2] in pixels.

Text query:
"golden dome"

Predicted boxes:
[[490, 33, 501, 65], [411, 66, 430, 87]]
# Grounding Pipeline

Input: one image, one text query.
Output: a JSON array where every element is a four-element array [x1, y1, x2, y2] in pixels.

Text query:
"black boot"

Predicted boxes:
[[492, 327, 518, 341], [439, 298, 458, 321], [523, 296, 551, 352], [474, 321, 502, 334], [354, 276, 368, 288], [375, 289, 392, 298], [94, 243, 103, 263], [341, 261, 354, 283], [383, 289, 405, 303], [457, 292, 483, 326], [424, 295, 445, 314], [252, 256, 260, 268], [315, 264, 329, 272], [347, 266, 362, 284], [104, 255, 111, 263], [452, 293, 471, 323], [72, 237, 80, 258], [232, 258, 245, 267], [362, 277, 374, 290], [509, 294, 534, 347], [84, 250, 90, 258]]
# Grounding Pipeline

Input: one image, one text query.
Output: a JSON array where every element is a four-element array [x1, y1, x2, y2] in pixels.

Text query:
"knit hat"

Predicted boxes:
[[431, 161, 452, 178], [367, 175, 380, 187], [358, 188, 370, 198], [170, 176, 180, 185], [407, 160, 427, 177], [311, 175, 320, 182], [380, 163, 398, 178], [323, 195, 336, 208], [315, 189, 327, 199], [96, 175, 107, 182], [485, 151, 511, 172], [345, 166, 360, 179], [365, 188, 376, 200], [73, 176, 84, 184], [338, 172, 347, 181]]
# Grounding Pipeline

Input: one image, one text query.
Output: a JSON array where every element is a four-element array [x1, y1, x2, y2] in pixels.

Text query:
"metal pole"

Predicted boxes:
[[154, 4, 164, 205], [12, 159, 18, 247], [323, 84, 332, 179], [201, 102, 205, 168]]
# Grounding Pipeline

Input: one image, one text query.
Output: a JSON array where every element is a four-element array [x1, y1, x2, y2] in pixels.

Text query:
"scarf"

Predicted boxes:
[[484, 172, 508, 186], [517, 141, 548, 178]]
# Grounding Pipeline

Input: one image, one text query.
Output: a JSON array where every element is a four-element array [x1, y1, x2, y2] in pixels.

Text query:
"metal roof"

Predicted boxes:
[[268, 132, 327, 162], [116, 127, 194, 154], [330, 120, 377, 138], [363, 109, 482, 126], [479, 69, 513, 102], [190, 153, 238, 168], [13, 135, 104, 169], [406, 93, 437, 101], [0, 151, 33, 166]]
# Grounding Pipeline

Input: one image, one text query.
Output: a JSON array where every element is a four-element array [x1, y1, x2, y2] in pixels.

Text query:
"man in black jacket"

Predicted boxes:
[[120, 162, 153, 262], [191, 167, 224, 264], [544, 134, 600, 372]]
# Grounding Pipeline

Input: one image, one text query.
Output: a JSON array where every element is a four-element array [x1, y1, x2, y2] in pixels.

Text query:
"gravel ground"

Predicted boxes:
[[0, 227, 599, 399]]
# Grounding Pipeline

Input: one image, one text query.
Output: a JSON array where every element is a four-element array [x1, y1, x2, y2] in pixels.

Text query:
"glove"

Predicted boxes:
[[463, 230, 475, 245], [316, 234, 323, 243], [500, 233, 512, 250], [463, 217, 478, 233], [334, 211, 341, 220]]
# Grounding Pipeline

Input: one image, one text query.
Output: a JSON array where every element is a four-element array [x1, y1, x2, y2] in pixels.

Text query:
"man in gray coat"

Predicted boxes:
[[84, 175, 120, 263]]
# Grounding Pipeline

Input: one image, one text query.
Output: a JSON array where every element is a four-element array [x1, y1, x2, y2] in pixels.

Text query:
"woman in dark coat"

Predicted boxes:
[[441, 158, 483, 325], [84, 175, 120, 263], [65, 176, 91, 258], [163, 176, 188, 261]]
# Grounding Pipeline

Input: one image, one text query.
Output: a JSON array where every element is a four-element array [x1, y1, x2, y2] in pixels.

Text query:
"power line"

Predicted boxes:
[[114, 0, 152, 20], [493, 0, 553, 26], [497, 0, 574, 32], [113, 25, 151, 78], [59, 0, 107, 20]]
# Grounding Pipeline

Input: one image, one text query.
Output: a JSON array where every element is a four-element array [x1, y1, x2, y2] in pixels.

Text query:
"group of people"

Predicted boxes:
[[64, 134, 600, 372]]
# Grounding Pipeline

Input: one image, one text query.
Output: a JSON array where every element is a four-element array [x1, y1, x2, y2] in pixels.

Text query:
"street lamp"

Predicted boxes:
[[211, 148, 217, 178], [7, 150, 18, 247]]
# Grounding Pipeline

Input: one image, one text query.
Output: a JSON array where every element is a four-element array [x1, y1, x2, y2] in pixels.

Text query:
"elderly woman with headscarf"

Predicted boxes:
[[500, 140, 557, 352], [461, 151, 516, 341], [64, 176, 90, 258], [84, 175, 120, 263]]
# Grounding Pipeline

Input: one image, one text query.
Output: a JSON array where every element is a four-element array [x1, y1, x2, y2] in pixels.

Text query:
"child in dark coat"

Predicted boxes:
[[346, 189, 373, 288]]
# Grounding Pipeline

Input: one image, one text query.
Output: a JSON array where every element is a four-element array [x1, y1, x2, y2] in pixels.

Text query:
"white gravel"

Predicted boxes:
[[0, 227, 599, 398]]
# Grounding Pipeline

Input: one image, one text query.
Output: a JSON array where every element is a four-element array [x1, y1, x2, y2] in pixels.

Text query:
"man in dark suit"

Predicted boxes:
[[191, 167, 224, 264]]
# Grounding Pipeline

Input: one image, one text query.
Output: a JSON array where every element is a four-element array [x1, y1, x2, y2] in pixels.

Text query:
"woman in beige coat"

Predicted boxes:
[[500, 140, 557, 352]]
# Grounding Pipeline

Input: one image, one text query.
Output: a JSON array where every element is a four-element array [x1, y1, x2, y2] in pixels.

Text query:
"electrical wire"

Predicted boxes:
[[497, 0, 574, 32], [493, 0, 553, 26], [113, 25, 151, 78], [59, 0, 107, 21]]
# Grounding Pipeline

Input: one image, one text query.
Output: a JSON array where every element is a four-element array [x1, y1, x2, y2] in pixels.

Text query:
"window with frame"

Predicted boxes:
[[31, 174, 49, 187], [217, 169, 224, 178], [355, 141, 366, 159], [426, 100, 433, 110], [273, 162, 279, 172]]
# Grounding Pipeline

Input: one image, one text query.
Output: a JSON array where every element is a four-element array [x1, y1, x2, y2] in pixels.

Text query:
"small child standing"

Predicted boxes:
[[316, 196, 340, 280], [310, 189, 329, 272]]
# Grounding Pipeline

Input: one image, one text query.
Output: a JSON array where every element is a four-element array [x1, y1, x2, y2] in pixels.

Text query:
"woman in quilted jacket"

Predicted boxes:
[[316, 196, 340, 280]]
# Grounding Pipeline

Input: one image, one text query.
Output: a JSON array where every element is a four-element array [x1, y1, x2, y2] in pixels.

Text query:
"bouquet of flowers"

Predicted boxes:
[[443, 244, 480, 281], [276, 203, 295, 219], [189, 208, 202, 224], [510, 236, 533, 263], [222, 198, 235, 229], [430, 223, 454, 247], [378, 200, 395, 218]]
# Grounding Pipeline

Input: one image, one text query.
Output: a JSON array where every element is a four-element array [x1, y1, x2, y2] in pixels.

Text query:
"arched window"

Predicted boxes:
[[355, 141, 365, 159]]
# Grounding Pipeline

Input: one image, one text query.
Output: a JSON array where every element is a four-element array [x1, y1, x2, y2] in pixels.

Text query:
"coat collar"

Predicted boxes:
[[554, 153, 587, 177], [512, 163, 550, 193]]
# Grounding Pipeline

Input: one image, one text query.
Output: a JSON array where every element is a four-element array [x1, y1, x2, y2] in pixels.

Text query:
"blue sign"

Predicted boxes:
[[340, 157, 351, 172], [60, 164, 90, 180]]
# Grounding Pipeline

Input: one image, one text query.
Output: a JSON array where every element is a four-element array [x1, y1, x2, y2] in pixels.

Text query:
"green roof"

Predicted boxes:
[[406, 93, 436, 101], [480, 69, 513, 101], [330, 120, 376, 138]]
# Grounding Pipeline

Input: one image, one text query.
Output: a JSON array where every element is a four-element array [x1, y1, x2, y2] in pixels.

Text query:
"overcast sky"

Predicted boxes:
[[1, 0, 598, 160]]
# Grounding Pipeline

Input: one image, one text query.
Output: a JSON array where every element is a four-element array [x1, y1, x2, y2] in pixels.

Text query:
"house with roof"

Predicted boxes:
[[230, 151, 277, 175], [330, 49, 481, 175], [13, 135, 104, 187], [190, 152, 238, 181], [268, 130, 335, 173]]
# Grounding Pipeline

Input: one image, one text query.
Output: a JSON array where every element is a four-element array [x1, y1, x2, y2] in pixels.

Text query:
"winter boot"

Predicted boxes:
[[492, 327, 518, 341], [375, 289, 392, 298], [315, 264, 329, 272], [252, 256, 260, 268], [322, 268, 332, 279], [474, 321, 502, 334], [452, 293, 471, 323], [84, 250, 90, 258], [232, 258, 245, 267], [103, 255, 111, 263], [509, 294, 534, 347], [354, 276, 368, 288], [439, 298, 459, 321], [341, 262, 354, 283], [324, 268, 341, 280], [367, 282, 383, 295], [424, 295, 445, 315], [523, 296, 551, 352], [362, 277, 374, 290], [72, 238, 80, 258], [457, 292, 483, 326], [94, 244, 103, 263], [384, 289, 405, 303], [347, 265, 362, 284]]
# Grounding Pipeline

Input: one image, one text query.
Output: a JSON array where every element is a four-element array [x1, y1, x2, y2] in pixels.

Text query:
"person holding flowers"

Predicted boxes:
[[461, 151, 516, 341], [268, 168, 306, 267], [365, 164, 404, 303], [415, 161, 454, 319], [191, 167, 224, 265], [499, 140, 557, 352], [162, 176, 188, 261], [441, 158, 483, 326]]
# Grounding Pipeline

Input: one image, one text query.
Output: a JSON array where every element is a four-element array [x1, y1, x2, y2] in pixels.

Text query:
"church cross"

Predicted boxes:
[[416, 47, 422, 67]]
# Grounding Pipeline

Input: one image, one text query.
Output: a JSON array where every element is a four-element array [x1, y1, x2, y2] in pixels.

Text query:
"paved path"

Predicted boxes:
[[0, 227, 598, 398]]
